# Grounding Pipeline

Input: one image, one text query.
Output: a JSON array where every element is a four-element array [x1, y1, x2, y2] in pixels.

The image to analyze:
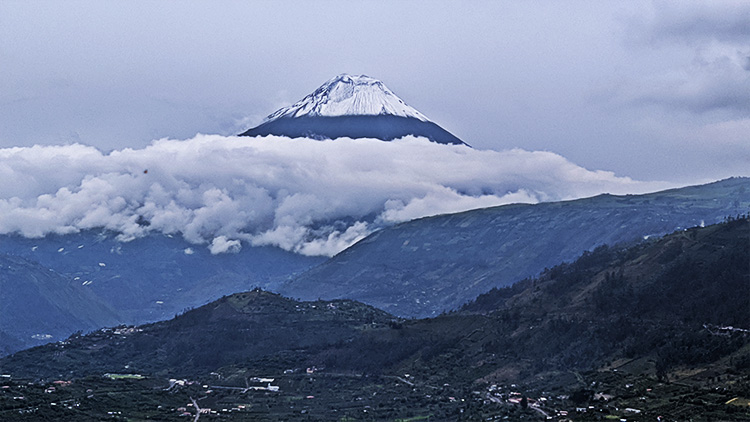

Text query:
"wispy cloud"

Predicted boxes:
[[620, 1, 750, 115]]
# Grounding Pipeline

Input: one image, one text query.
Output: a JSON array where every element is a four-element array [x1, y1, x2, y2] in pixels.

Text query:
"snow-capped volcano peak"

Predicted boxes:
[[263, 74, 429, 122], [240, 74, 467, 146]]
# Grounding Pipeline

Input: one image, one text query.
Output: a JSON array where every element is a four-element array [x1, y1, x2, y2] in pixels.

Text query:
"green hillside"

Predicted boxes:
[[1, 218, 747, 420], [280, 177, 750, 318]]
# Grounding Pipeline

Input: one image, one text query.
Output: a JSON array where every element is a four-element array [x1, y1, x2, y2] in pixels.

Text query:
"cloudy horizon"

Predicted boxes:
[[0, 135, 670, 256], [1, 1, 748, 184], [0, 1, 748, 254]]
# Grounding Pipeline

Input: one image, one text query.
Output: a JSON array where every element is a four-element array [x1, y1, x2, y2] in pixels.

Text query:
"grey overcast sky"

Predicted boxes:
[[1, 0, 748, 184]]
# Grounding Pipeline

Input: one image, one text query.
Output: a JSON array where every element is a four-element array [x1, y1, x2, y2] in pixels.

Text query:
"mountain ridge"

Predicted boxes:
[[3, 217, 746, 392], [280, 177, 750, 317]]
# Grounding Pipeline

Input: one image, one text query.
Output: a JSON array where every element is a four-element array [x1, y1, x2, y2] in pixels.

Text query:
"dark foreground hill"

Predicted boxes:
[[1, 219, 747, 420], [281, 177, 750, 317], [0, 290, 394, 379]]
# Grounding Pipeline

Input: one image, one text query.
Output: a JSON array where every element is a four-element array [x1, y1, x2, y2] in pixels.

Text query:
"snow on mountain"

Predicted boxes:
[[240, 74, 467, 145], [263, 74, 429, 122]]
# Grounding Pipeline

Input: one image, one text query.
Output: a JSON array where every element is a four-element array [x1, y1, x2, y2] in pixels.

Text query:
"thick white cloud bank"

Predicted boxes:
[[0, 136, 669, 256]]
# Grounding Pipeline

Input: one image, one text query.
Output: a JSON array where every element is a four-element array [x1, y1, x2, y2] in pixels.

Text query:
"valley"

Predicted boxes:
[[2, 217, 747, 420], [4, 5, 750, 421], [2, 368, 747, 421], [3, 178, 747, 357]]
